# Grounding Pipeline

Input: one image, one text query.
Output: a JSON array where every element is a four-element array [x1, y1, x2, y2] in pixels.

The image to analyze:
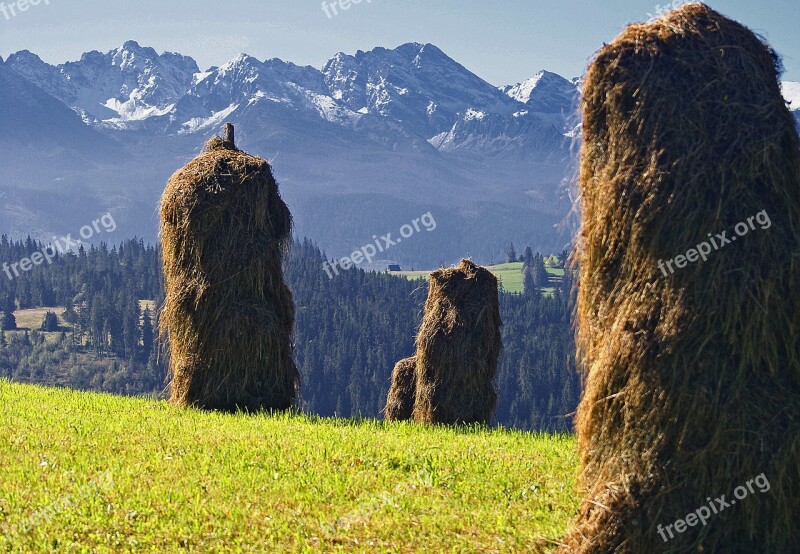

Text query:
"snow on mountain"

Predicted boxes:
[[172, 54, 361, 134], [0, 41, 582, 264], [3, 40, 581, 158], [322, 43, 522, 139], [429, 109, 567, 159], [6, 41, 198, 124], [501, 70, 580, 132], [502, 71, 576, 110], [3, 41, 800, 264], [0, 61, 115, 155]]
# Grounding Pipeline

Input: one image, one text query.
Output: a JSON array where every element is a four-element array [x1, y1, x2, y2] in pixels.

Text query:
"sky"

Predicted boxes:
[[1, 0, 798, 85]]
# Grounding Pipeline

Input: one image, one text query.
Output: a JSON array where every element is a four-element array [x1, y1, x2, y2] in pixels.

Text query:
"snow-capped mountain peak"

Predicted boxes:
[[3, 41, 583, 156], [321, 42, 528, 139], [503, 71, 550, 104], [5, 41, 199, 124], [501, 70, 579, 116]]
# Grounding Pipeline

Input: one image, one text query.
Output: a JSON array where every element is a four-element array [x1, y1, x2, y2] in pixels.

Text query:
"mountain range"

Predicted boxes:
[[0, 41, 797, 267]]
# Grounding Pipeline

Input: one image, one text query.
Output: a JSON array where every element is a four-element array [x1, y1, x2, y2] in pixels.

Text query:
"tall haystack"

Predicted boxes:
[[563, 4, 800, 552], [160, 124, 299, 412], [384, 356, 416, 422], [412, 259, 502, 425]]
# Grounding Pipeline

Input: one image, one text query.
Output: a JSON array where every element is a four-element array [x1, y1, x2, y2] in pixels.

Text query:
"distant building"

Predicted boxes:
[[387, 264, 402, 272]]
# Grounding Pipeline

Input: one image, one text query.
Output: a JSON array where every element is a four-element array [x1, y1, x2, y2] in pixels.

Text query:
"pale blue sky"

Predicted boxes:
[[1, 0, 797, 85]]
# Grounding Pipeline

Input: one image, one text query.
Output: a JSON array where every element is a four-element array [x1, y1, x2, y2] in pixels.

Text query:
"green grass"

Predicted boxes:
[[396, 262, 564, 294], [0, 381, 578, 553], [487, 262, 526, 293]]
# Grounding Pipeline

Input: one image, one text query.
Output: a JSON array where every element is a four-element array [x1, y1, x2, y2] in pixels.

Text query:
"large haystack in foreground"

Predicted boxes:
[[384, 356, 417, 422], [562, 4, 800, 552], [160, 125, 299, 412], [412, 259, 501, 425]]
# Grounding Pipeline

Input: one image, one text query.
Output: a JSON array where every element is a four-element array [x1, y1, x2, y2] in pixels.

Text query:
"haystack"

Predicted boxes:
[[160, 124, 299, 412], [412, 259, 502, 425], [384, 356, 416, 421], [562, 4, 800, 552]]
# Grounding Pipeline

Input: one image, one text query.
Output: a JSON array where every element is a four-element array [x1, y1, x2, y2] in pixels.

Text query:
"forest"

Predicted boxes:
[[0, 235, 580, 431]]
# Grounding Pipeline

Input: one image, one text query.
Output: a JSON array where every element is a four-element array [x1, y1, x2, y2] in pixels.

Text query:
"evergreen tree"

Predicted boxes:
[[531, 254, 550, 288], [0, 236, 580, 431], [40, 311, 59, 332], [523, 246, 534, 268], [141, 306, 154, 356], [123, 295, 140, 358], [523, 270, 538, 297], [1, 297, 16, 331], [505, 243, 517, 263]]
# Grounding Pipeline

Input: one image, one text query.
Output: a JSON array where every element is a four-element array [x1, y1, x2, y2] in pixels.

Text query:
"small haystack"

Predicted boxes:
[[563, 4, 800, 552], [412, 259, 502, 425], [384, 356, 417, 422], [160, 124, 299, 412]]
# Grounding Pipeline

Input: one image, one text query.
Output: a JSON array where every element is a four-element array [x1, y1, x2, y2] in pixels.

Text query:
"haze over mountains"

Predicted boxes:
[[1, 41, 797, 267]]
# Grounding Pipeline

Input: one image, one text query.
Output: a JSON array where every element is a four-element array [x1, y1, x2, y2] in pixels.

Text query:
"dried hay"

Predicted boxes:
[[160, 125, 299, 412], [562, 4, 800, 552], [412, 259, 502, 425], [384, 356, 417, 422]]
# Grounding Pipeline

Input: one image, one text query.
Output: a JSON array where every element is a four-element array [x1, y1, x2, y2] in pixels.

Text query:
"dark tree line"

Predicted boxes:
[[0, 235, 580, 431], [0, 236, 163, 392]]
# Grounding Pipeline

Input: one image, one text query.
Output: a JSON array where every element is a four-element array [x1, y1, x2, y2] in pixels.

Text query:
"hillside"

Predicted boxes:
[[0, 381, 578, 552]]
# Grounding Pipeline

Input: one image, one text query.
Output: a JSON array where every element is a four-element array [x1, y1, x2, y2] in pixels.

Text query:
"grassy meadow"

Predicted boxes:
[[0, 381, 579, 553], [8, 307, 67, 331], [396, 262, 564, 295]]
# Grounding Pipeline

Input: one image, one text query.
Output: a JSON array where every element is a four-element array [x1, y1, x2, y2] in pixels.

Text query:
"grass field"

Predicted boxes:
[[396, 262, 564, 294], [10, 305, 155, 332], [0, 381, 579, 553], [8, 307, 66, 331], [6, 305, 155, 346]]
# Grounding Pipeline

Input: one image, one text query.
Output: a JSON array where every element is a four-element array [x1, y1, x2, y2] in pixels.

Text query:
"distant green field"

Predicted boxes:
[[396, 262, 564, 294], [8, 307, 66, 331], [0, 381, 579, 553], [489, 262, 525, 292]]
